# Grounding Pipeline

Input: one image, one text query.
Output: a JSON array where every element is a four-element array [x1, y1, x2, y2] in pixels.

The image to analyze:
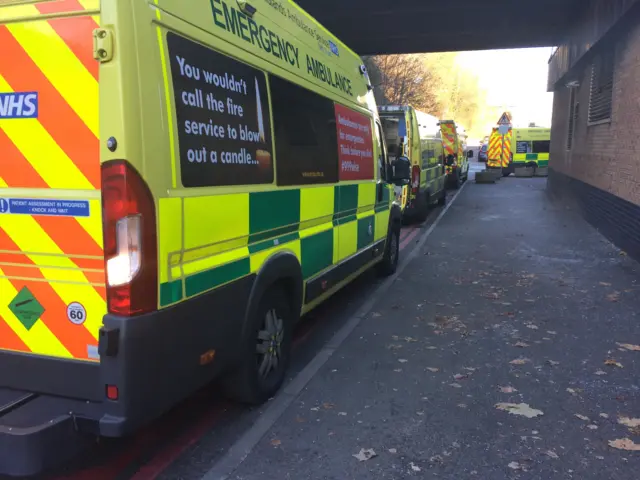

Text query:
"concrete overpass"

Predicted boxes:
[[297, 0, 582, 54]]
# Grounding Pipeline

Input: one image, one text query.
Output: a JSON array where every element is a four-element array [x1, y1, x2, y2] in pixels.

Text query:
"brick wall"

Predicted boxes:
[[550, 18, 640, 206]]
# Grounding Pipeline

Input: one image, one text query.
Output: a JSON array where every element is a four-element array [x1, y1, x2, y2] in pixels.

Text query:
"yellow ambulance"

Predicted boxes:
[[0, 0, 408, 474], [508, 127, 551, 174], [380, 105, 447, 222], [439, 120, 471, 188]]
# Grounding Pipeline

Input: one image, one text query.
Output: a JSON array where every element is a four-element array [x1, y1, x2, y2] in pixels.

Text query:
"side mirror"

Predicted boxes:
[[391, 156, 411, 185], [467, 150, 474, 158], [445, 154, 456, 166]]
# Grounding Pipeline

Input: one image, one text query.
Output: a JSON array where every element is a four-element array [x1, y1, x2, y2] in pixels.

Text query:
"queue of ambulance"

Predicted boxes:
[[0, 0, 471, 475]]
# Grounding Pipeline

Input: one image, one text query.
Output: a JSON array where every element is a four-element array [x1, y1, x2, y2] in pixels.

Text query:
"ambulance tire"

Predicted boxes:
[[415, 191, 429, 223], [451, 172, 462, 190], [437, 188, 447, 206], [222, 286, 292, 405], [378, 225, 400, 277]]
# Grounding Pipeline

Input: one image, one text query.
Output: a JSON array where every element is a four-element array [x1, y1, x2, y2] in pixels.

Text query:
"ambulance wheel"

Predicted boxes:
[[451, 172, 462, 189], [223, 286, 292, 405], [437, 189, 447, 206], [415, 192, 429, 222], [378, 225, 400, 277]]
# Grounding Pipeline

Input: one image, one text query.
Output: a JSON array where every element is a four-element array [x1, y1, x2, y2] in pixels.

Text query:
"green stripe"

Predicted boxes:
[[249, 223, 298, 244], [185, 258, 250, 298], [375, 203, 389, 213], [160, 280, 183, 307], [525, 153, 538, 160], [301, 229, 333, 279], [334, 184, 358, 215], [249, 190, 300, 241], [537, 160, 549, 166], [333, 213, 357, 226], [248, 231, 300, 255], [357, 216, 375, 250]]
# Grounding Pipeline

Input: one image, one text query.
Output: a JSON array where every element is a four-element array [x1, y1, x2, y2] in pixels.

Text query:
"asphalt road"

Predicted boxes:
[[192, 172, 639, 480]]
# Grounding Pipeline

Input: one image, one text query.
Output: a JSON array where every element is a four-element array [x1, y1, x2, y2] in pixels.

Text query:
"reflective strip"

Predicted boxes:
[[0, 74, 95, 191], [5, 17, 98, 137], [1, 214, 105, 340], [0, 267, 71, 358]]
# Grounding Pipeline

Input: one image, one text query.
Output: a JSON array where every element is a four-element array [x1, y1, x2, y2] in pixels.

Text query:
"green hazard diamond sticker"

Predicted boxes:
[[9, 287, 44, 330]]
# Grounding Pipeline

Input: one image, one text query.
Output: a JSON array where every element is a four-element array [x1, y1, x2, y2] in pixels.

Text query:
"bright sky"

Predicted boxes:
[[456, 48, 555, 128]]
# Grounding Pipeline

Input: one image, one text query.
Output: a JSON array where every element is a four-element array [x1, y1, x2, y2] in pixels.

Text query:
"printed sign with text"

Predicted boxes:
[[334, 104, 374, 181]]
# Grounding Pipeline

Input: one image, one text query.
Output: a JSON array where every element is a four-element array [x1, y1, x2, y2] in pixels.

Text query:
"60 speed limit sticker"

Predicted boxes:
[[67, 302, 87, 325]]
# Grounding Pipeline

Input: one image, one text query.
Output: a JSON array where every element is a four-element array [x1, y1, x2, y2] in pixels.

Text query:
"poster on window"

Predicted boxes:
[[167, 33, 274, 187], [334, 104, 374, 181]]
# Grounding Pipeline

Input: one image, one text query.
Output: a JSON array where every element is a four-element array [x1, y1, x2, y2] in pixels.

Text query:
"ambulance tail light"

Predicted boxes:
[[411, 165, 420, 193], [101, 160, 158, 316]]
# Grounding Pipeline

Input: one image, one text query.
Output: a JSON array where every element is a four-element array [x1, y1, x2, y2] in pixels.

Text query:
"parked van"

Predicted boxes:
[[380, 106, 446, 221], [0, 0, 408, 475], [438, 120, 471, 188], [510, 127, 551, 172]]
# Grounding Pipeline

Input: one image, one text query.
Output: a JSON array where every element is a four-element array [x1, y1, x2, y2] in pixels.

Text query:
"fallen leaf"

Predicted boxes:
[[607, 292, 620, 302], [270, 439, 281, 446], [387, 344, 403, 350], [545, 450, 559, 459], [508, 461, 524, 470], [388, 448, 397, 454], [449, 383, 462, 388], [599, 282, 612, 286], [600, 413, 610, 419], [575, 414, 590, 422], [310, 407, 319, 411], [510, 358, 530, 365], [398, 359, 408, 363], [372, 312, 382, 318], [393, 369, 403, 373], [353, 448, 377, 461], [546, 360, 560, 366], [566, 388, 578, 396], [404, 336, 418, 342], [464, 367, 477, 372], [605, 359, 623, 368], [514, 341, 530, 348], [608, 438, 640, 451], [547, 330, 557, 335], [526, 324, 539, 330], [495, 403, 544, 418], [618, 417, 640, 428], [410, 462, 422, 472], [500, 386, 518, 393], [453, 373, 468, 381], [426, 367, 440, 373], [426, 346, 438, 350], [338, 412, 347, 416], [457, 403, 467, 408], [587, 425, 598, 430], [595, 370, 607, 375], [617, 343, 640, 351], [322, 403, 335, 410]]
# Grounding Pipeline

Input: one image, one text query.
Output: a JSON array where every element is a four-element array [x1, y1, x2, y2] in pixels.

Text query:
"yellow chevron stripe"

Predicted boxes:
[[0, 267, 71, 358], [0, 75, 94, 191], [1, 215, 104, 339], [6, 17, 98, 137]]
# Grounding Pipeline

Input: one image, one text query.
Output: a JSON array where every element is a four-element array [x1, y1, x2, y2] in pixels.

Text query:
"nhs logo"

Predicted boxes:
[[0, 92, 39, 119]]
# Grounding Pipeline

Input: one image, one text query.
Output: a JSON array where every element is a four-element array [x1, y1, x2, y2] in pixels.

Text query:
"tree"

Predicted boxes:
[[363, 55, 441, 114]]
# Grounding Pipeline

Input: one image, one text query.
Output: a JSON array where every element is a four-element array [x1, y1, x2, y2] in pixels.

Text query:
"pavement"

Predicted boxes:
[[197, 171, 640, 479]]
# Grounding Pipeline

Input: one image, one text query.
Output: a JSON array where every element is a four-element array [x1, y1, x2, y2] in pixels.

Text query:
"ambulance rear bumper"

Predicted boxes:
[[0, 389, 97, 477]]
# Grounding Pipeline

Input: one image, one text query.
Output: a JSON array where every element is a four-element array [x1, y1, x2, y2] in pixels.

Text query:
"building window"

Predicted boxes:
[[567, 88, 576, 150], [588, 51, 615, 125]]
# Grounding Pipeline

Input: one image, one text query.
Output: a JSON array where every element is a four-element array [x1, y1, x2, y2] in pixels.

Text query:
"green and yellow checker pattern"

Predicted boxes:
[[512, 153, 549, 167], [157, 183, 392, 307]]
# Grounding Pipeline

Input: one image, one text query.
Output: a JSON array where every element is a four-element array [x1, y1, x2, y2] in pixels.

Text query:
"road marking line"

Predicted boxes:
[[200, 182, 467, 480]]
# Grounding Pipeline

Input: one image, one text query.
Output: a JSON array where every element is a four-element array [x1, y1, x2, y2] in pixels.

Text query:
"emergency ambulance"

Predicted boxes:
[[510, 127, 551, 173], [380, 106, 446, 222], [438, 120, 471, 188], [0, 0, 408, 475]]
